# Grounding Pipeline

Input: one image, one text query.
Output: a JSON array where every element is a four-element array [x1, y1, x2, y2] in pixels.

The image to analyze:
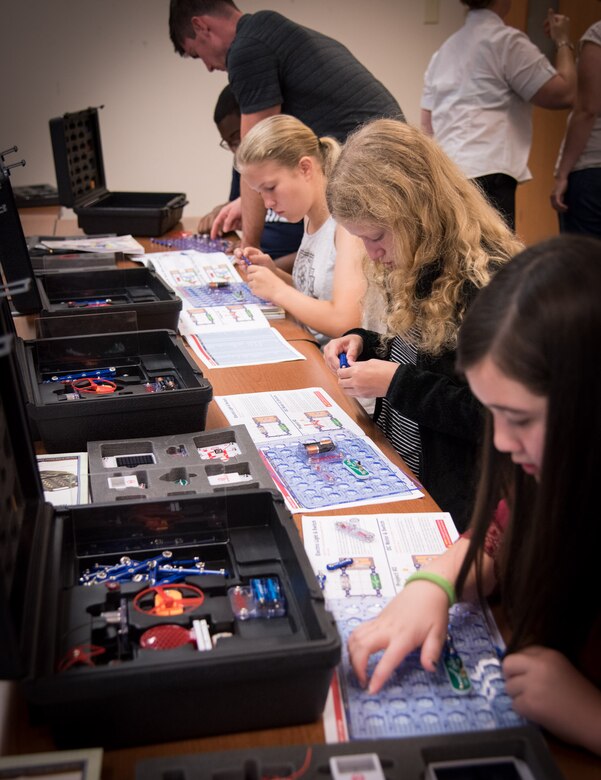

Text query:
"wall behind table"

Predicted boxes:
[[0, 0, 465, 219]]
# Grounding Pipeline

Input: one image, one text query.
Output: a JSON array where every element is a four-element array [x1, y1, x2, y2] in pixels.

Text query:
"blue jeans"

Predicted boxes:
[[559, 167, 601, 238]]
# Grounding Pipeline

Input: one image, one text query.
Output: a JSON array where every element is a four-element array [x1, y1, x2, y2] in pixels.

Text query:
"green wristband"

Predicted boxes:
[[404, 571, 456, 607]]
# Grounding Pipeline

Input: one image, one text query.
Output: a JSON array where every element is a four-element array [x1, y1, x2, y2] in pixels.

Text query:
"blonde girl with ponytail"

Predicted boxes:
[[234, 114, 365, 345]]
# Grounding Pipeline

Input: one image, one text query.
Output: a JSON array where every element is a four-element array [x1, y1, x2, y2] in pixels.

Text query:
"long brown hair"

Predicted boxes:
[[456, 235, 601, 660]]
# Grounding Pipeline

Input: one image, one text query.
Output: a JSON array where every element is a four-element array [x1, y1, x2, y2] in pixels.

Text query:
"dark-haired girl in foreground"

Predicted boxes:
[[348, 235, 601, 755]]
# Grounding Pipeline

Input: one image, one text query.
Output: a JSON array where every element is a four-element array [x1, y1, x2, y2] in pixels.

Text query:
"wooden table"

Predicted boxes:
[[5, 221, 600, 780]]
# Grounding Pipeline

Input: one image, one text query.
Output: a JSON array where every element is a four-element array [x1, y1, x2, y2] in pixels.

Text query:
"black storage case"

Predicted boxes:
[[50, 107, 186, 236], [31, 266, 182, 331], [1, 156, 182, 325], [0, 335, 341, 749], [17, 328, 213, 452], [135, 727, 565, 780]]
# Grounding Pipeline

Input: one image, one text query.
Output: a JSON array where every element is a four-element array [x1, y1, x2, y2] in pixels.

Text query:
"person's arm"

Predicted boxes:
[[238, 106, 282, 248], [246, 226, 366, 337], [531, 10, 576, 108], [349, 537, 496, 693], [551, 39, 601, 212], [420, 50, 436, 136], [420, 109, 433, 136], [384, 356, 484, 442]]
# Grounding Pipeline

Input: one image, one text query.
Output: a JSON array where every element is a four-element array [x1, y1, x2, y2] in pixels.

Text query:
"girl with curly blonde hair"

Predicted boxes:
[[324, 119, 523, 530]]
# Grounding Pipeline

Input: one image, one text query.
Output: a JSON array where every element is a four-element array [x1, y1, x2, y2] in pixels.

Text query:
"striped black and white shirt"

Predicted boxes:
[[375, 335, 422, 479]]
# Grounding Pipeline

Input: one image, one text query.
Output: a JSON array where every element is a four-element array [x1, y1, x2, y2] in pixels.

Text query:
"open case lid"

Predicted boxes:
[[0, 288, 49, 679], [0, 150, 43, 314], [49, 106, 108, 209]]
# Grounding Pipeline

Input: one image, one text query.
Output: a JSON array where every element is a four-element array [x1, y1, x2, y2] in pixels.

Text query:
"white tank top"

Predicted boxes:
[[291, 216, 337, 345]]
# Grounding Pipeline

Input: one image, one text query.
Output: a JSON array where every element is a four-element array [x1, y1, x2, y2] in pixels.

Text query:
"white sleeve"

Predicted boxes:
[[502, 28, 557, 101]]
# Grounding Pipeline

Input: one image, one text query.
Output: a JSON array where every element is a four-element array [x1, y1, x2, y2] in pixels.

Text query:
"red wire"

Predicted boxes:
[[262, 747, 313, 780], [57, 643, 106, 672], [69, 378, 117, 394]]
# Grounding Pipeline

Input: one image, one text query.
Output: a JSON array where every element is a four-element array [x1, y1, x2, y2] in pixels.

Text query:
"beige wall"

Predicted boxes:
[[0, 1, 465, 218], [2, 1, 597, 242]]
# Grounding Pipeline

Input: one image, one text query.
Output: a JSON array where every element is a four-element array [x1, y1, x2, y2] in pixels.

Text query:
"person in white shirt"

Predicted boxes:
[[551, 19, 601, 237], [421, 0, 576, 230]]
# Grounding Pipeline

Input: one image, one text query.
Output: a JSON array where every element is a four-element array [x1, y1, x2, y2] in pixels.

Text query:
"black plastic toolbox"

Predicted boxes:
[[135, 727, 565, 780], [0, 332, 341, 749], [50, 106, 186, 236], [31, 266, 182, 331], [16, 327, 213, 452], [0, 157, 182, 328]]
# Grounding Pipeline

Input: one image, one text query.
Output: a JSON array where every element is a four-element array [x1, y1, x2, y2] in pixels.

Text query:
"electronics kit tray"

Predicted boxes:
[[17, 328, 213, 452], [0, 334, 341, 749], [87, 425, 277, 502], [23, 490, 340, 749], [134, 727, 564, 780], [32, 266, 182, 331]]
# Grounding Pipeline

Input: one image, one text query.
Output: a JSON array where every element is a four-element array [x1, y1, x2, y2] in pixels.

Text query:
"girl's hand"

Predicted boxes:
[[503, 646, 601, 751], [246, 264, 286, 303], [348, 580, 450, 694], [337, 359, 398, 399], [233, 246, 277, 271], [323, 334, 364, 372]]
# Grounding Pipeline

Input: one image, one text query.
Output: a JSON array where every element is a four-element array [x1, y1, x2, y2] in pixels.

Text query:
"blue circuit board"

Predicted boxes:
[[176, 282, 270, 308], [330, 596, 525, 739], [150, 234, 232, 253], [258, 431, 417, 510]]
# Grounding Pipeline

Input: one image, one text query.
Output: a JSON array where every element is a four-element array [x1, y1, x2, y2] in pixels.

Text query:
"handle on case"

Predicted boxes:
[[0, 276, 32, 299], [166, 194, 188, 209]]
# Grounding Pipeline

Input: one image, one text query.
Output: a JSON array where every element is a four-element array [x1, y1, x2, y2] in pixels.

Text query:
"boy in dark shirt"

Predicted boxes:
[[198, 85, 303, 271]]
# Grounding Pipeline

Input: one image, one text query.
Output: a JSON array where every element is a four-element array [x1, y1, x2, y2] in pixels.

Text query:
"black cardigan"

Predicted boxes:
[[346, 279, 485, 532]]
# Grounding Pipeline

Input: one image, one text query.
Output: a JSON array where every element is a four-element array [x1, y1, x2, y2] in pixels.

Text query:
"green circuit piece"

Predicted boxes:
[[342, 457, 371, 479]]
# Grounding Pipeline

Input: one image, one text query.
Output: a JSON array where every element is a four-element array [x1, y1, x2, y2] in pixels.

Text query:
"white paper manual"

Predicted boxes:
[[42, 235, 145, 255]]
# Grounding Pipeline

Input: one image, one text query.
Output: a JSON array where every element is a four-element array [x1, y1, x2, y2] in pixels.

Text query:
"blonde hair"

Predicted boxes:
[[235, 114, 341, 178], [326, 119, 524, 355]]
